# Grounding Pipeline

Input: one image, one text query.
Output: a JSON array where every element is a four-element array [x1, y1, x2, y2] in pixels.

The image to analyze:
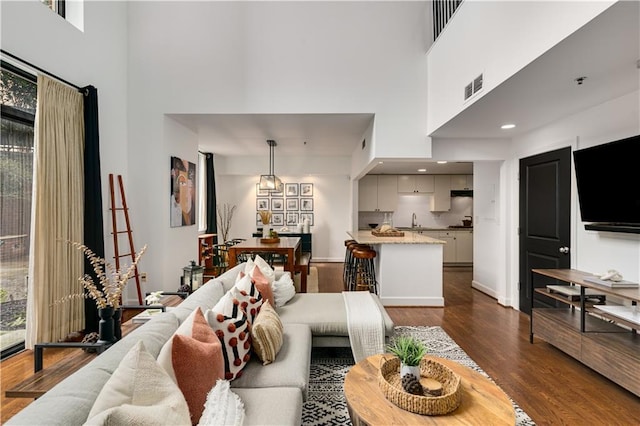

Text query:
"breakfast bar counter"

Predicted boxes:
[[347, 230, 445, 306]]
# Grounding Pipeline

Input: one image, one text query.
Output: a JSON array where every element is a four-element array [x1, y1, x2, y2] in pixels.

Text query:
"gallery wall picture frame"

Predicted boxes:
[[256, 213, 264, 226], [285, 183, 299, 197], [286, 198, 299, 211], [271, 198, 284, 211], [300, 198, 314, 211], [300, 212, 314, 226], [256, 183, 269, 197], [300, 183, 313, 197], [286, 212, 299, 226], [272, 213, 284, 226], [256, 198, 269, 211]]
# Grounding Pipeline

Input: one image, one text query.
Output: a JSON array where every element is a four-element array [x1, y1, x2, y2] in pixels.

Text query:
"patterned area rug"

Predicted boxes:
[[302, 326, 536, 425]]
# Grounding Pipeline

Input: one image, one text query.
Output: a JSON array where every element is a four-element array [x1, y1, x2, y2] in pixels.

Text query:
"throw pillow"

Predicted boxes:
[[85, 341, 190, 426], [197, 379, 245, 426], [207, 293, 251, 380], [272, 272, 296, 307], [239, 266, 275, 307], [250, 254, 276, 285], [231, 273, 264, 324], [156, 308, 225, 424], [251, 300, 284, 365]]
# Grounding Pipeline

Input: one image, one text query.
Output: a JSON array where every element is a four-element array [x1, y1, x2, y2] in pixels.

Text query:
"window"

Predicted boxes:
[[0, 62, 36, 358], [42, 0, 66, 18]]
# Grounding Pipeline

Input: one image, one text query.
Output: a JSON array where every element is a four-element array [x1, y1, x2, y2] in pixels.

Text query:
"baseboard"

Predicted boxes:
[[310, 257, 343, 262], [471, 280, 498, 299]]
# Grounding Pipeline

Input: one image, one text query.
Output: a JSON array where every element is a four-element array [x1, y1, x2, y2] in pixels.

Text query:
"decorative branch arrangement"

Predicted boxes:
[[55, 241, 147, 309], [217, 203, 237, 242]]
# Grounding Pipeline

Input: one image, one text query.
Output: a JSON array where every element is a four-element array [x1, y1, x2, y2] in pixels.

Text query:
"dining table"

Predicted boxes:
[[227, 237, 302, 275]]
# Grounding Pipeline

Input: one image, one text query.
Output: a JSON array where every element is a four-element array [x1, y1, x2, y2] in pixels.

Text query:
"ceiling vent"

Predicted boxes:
[[464, 82, 473, 100], [473, 74, 483, 94]]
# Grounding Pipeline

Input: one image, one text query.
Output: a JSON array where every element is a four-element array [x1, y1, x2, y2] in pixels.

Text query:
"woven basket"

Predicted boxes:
[[378, 356, 462, 415]]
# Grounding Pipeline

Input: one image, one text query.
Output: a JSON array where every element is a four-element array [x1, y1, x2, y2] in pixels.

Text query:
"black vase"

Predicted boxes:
[[113, 307, 123, 341], [97, 307, 117, 344]]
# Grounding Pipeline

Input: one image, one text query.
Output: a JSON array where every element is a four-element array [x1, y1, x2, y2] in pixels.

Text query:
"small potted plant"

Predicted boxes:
[[387, 335, 428, 379]]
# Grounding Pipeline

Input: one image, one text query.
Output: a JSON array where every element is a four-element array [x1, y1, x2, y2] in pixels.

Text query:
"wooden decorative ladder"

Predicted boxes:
[[108, 174, 143, 304]]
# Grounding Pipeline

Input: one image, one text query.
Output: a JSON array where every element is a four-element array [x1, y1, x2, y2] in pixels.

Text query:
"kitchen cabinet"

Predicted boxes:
[[358, 175, 398, 212], [397, 175, 435, 193], [438, 231, 456, 263], [455, 230, 473, 263], [450, 175, 473, 190], [430, 175, 451, 212]]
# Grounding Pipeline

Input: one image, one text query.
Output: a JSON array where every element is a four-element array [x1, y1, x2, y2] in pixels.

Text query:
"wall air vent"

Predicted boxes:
[[473, 74, 483, 94], [464, 82, 473, 100]]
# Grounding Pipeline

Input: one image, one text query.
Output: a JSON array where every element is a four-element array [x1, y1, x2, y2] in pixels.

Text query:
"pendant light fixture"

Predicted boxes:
[[259, 139, 283, 192]]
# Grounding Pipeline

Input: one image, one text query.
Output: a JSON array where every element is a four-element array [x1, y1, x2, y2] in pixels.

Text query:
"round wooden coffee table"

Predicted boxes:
[[344, 354, 515, 425]]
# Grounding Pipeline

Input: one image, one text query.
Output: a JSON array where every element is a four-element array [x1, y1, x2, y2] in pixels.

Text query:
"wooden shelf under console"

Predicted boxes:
[[530, 269, 640, 397]]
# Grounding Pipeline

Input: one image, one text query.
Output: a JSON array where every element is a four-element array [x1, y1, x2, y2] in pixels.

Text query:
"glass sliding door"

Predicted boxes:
[[0, 63, 36, 358]]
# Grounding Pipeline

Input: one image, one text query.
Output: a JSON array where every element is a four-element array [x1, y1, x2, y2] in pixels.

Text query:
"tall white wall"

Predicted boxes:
[[126, 1, 431, 290], [427, 0, 615, 134]]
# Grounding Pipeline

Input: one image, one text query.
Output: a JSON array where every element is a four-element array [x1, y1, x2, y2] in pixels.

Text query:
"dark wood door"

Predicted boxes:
[[519, 147, 571, 314]]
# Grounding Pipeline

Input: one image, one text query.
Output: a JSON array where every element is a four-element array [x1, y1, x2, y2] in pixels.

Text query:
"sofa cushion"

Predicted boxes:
[[233, 387, 302, 426], [251, 300, 283, 365], [220, 263, 247, 293], [85, 341, 190, 426], [6, 313, 181, 426], [277, 293, 395, 338], [272, 272, 296, 307], [208, 293, 252, 380], [232, 323, 311, 399], [198, 380, 245, 426], [170, 279, 225, 324]]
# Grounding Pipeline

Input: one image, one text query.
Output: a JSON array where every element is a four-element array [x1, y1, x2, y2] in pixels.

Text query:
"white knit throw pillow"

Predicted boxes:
[[197, 379, 245, 426]]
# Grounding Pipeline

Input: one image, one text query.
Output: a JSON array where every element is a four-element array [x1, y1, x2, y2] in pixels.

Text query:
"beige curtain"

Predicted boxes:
[[26, 75, 85, 348]]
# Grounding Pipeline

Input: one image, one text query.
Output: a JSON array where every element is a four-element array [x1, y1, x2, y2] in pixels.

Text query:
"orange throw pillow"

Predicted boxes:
[[171, 309, 224, 424], [249, 266, 275, 307]]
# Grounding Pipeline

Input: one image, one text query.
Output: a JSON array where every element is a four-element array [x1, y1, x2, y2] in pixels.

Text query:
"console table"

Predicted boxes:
[[530, 268, 639, 397]]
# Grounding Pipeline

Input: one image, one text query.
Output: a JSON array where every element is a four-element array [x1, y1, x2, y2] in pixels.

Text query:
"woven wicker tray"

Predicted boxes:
[[260, 237, 280, 244], [378, 356, 462, 415]]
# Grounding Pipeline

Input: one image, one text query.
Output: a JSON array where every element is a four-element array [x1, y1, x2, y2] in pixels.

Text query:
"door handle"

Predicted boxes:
[[559, 246, 570, 254]]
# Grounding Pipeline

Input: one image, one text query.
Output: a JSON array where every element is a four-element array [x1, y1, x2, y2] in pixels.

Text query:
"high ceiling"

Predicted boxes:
[[170, 2, 639, 175]]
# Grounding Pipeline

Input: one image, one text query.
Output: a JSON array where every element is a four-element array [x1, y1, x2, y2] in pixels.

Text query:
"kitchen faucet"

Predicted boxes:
[[411, 213, 417, 228]]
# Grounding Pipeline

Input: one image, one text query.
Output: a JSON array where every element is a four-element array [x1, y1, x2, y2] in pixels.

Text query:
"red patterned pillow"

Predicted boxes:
[[207, 293, 251, 380], [231, 274, 264, 325]]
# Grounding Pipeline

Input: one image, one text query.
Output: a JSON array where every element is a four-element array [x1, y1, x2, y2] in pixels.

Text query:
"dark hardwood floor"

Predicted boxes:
[[2, 262, 639, 424]]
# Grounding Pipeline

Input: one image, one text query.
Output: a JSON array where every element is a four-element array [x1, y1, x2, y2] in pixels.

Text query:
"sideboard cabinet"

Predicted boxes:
[[530, 268, 639, 397]]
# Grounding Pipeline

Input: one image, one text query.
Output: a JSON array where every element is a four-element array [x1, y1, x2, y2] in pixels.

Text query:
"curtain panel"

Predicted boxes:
[[26, 75, 84, 348]]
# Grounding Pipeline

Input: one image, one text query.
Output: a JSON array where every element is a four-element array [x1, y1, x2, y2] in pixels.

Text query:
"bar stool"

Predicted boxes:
[[345, 241, 368, 291], [351, 246, 377, 294], [343, 239, 356, 290]]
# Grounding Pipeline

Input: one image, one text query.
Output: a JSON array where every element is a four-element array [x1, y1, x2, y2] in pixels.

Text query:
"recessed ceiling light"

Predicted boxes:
[[436, 161, 447, 164], [417, 168, 427, 172], [378, 161, 384, 164], [501, 124, 516, 130]]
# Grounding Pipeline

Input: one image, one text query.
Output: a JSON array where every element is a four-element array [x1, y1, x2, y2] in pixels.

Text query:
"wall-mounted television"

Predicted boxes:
[[573, 134, 640, 234]]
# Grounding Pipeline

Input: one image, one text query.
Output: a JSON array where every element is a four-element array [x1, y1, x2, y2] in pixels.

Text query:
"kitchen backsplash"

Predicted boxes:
[[359, 194, 473, 229]]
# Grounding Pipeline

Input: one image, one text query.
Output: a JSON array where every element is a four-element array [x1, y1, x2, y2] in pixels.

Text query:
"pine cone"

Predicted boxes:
[[401, 373, 423, 395]]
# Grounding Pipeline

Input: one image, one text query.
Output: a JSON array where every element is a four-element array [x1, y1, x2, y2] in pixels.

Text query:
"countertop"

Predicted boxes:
[[348, 230, 445, 245], [358, 227, 473, 232]]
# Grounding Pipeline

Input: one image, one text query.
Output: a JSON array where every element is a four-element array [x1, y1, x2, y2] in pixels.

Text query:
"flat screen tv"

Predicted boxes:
[[573, 134, 640, 233]]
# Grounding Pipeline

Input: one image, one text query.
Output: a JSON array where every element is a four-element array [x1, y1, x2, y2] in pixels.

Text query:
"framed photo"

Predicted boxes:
[[300, 183, 313, 197], [286, 198, 299, 211], [272, 213, 284, 226], [286, 212, 299, 226], [256, 183, 269, 197], [300, 212, 314, 226], [285, 183, 299, 197], [271, 198, 284, 211], [170, 156, 196, 227], [256, 198, 269, 211], [300, 198, 314, 211]]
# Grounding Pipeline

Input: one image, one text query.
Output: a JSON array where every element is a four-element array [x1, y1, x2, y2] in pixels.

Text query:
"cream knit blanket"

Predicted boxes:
[[342, 291, 385, 363]]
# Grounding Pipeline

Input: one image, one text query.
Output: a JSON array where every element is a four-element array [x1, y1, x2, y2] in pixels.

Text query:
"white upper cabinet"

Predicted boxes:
[[358, 175, 398, 211], [450, 175, 473, 190], [430, 175, 451, 212], [397, 175, 435, 193]]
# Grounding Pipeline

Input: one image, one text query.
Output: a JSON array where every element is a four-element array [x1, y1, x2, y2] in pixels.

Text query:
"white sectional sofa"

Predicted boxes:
[[7, 263, 394, 425]]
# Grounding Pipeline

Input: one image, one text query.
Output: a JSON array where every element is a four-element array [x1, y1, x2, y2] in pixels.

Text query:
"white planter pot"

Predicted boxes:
[[400, 364, 421, 379]]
